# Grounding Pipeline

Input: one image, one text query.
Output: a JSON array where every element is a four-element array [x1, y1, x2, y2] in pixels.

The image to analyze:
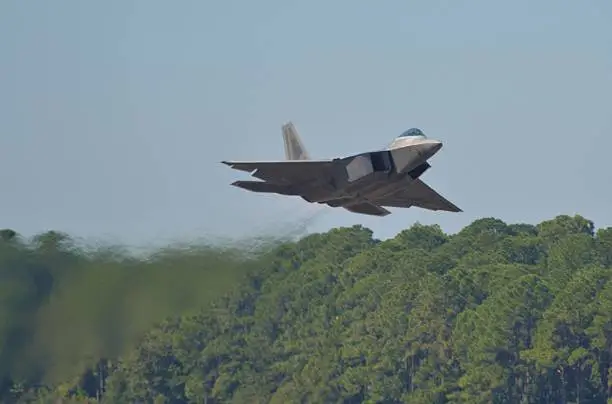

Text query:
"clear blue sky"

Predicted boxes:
[[1, 1, 611, 246]]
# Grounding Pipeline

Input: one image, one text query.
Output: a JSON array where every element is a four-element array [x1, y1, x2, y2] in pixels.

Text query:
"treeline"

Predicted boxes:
[[3, 214, 612, 403], [0, 229, 270, 403]]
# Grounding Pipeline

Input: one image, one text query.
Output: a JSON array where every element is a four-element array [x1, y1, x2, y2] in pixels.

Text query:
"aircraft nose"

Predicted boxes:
[[417, 140, 443, 158]]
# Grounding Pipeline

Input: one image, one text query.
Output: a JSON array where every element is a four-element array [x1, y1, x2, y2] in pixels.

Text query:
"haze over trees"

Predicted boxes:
[[1, 214, 612, 403]]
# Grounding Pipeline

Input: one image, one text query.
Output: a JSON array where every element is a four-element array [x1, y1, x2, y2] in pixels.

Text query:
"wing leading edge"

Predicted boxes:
[[221, 160, 334, 183]]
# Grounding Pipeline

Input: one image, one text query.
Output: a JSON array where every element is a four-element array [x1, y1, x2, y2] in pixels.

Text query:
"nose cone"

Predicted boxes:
[[390, 139, 443, 174], [415, 140, 442, 159]]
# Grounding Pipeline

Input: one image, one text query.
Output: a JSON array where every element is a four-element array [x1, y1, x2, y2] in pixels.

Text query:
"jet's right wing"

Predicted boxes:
[[375, 178, 462, 212], [221, 160, 335, 184]]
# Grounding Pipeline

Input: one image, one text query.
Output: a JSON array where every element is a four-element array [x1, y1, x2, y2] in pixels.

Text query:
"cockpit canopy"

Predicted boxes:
[[398, 128, 426, 138], [386, 127, 429, 149]]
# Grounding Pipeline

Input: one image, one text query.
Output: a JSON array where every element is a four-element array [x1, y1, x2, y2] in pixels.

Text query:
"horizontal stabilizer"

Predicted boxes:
[[344, 201, 391, 216], [231, 181, 297, 196]]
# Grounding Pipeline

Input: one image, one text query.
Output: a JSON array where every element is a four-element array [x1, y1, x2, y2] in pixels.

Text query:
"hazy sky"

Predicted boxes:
[[2, 1, 611, 246]]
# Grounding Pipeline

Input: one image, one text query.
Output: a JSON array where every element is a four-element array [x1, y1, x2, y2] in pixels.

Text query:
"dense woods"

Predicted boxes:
[[2, 214, 612, 403]]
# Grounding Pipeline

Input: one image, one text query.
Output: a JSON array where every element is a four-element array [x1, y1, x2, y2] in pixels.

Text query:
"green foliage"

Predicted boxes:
[[0, 229, 267, 402], [2, 214, 612, 403]]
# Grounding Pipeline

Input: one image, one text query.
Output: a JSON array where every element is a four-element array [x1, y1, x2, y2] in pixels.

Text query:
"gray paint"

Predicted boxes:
[[223, 123, 460, 216]]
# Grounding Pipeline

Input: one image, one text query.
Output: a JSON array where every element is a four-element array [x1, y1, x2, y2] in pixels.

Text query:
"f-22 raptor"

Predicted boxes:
[[222, 122, 461, 216]]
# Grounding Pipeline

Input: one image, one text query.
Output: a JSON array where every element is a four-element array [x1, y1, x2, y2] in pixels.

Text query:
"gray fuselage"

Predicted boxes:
[[299, 138, 442, 208]]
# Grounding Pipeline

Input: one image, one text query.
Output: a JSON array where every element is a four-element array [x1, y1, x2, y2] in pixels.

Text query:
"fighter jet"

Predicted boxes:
[[221, 122, 461, 216]]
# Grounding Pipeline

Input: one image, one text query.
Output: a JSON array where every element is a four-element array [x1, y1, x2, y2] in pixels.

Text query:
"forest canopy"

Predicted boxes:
[[2, 214, 612, 403]]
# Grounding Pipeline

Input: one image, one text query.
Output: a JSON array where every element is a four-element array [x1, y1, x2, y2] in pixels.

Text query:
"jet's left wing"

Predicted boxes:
[[222, 160, 335, 184], [374, 178, 461, 212]]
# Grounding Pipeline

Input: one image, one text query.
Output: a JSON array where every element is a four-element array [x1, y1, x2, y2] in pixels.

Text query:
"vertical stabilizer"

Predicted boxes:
[[282, 122, 310, 160]]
